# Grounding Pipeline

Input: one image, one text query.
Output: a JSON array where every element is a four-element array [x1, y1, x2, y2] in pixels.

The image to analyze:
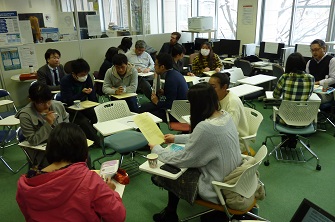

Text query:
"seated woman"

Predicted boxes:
[[192, 42, 223, 76], [15, 82, 69, 168], [16, 122, 126, 222], [273, 52, 314, 101], [171, 43, 194, 77], [149, 82, 242, 222]]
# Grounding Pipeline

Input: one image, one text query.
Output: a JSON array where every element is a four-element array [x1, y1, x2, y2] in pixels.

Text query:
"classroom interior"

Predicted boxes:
[[1, 0, 335, 221]]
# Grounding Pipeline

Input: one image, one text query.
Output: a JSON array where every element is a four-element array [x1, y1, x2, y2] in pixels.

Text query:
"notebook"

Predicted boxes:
[[290, 198, 335, 222]]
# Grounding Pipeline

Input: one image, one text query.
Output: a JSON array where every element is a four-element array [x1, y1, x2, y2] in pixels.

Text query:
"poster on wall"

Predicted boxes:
[[18, 44, 38, 68], [242, 5, 253, 25], [0, 47, 21, 71], [0, 11, 22, 45]]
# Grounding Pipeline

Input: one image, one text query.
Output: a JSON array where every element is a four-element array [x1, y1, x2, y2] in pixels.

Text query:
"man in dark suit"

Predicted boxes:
[[37, 48, 65, 91], [159, 32, 181, 55]]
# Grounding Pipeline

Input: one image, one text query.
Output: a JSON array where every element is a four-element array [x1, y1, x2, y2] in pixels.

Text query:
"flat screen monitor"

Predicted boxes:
[[212, 41, 222, 55], [295, 43, 312, 63], [220, 39, 241, 57], [194, 38, 208, 51], [18, 13, 45, 28], [290, 198, 335, 222], [259, 41, 285, 63], [76, 11, 96, 28]]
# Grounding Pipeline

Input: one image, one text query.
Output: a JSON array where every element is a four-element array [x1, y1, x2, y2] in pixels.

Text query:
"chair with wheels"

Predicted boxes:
[[263, 100, 322, 170], [242, 107, 263, 156], [180, 145, 268, 222], [93, 100, 147, 173], [166, 100, 190, 133]]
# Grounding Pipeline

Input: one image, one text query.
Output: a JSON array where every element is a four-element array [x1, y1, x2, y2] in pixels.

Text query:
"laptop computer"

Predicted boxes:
[[290, 198, 335, 222]]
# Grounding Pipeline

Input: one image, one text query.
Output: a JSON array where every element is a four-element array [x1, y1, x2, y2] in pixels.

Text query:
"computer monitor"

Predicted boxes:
[[290, 198, 335, 222], [18, 13, 45, 28], [259, 41, 285, 63], [76, 11, 96, 28], [194, 38, 209, 51], [295, 43, 312, 63], [220, 39, 241, 57], [212, 41, 223, 55]]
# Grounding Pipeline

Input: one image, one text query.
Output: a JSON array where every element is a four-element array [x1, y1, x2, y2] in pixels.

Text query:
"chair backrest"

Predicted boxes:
[[229, 145, 267, 198], [235, 59, 253, 76], [189, 52, 199, 64], [244, 107, 263, 135], [16, 127, 25, 143], [228, 68, 245, 86], [0, 89, 17, 114], [94, 100, 132, 123], [170, 100, 190, 123], [272, 63, 284, 86], [278, 100, 321, 126]]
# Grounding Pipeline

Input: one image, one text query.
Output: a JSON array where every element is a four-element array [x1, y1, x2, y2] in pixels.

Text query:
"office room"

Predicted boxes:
[[0, 0, 335, 221]]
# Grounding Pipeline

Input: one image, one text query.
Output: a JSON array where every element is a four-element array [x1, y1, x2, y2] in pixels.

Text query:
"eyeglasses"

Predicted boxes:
[[310, 48, 322, 52]]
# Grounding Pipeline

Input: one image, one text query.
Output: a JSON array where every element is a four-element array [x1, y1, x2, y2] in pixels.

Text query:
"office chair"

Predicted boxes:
[[228, 68, 245, 87], [263, 100, 321, 170], [93, 100, 147, 173], [233, 60, 264, 109], [180, 145, 268, 222], [242, 107, 263, 156], [166, 100, 191, 133]]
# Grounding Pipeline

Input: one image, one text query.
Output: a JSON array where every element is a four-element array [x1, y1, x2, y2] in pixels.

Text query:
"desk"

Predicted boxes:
[[229, 84, 263, 97], [181, 29, 216, 41], [10, 74, 36, 82], [237, 74, 277, 90], [139, 159, 187, 180], [94, 79, 104, 83], [67, 100, 100, 122], [93, 112, 162, 137], [138, 72, 154, 77], [203, 70, 216, 76], [111, 93, 137, 99], [265, 91, 321, 102], [160, 76, 200, 84], [182, 115, 190, 124], [313, 86, 335, 95]]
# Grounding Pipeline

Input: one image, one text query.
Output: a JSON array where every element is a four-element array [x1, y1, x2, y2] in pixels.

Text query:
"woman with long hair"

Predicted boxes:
[[149, 82, 241, 222]]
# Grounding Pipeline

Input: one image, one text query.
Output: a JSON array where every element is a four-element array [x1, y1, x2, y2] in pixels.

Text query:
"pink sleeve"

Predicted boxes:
[[90, 176, 126, 222]]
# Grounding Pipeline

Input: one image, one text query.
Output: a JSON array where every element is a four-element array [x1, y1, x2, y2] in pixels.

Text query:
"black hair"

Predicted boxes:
[[171, 43, 186, 57], [105, 47, 119, 63], [172, 32, 181, 41], [44, 48, 61, 63], [198, 42, 214, 68], [71, 58, 90, 75], [29, 81, 53, 103], [46, 122, 88, 164], [118, 37, 133, 53], [187, 82, 219, 132], [211, 72, 231, 88], [285, 52, 306, 74], [156, 53, 173, 70], [310, 39, 326, 48], [112, 54, 128, 66]]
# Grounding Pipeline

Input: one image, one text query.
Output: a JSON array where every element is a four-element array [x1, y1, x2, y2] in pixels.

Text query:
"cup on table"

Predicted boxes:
[[122, 85, 126, 93], [147, 153, 158, 168], [74, 100, 81, 108]]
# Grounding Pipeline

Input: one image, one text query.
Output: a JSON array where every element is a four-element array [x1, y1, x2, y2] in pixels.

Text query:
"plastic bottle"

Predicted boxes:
[[322, 75, 329, 92], [29, 65, 34, 73]]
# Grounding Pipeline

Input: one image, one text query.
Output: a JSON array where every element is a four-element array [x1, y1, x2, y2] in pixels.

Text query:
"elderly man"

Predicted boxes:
[[37, 48, 66, 91], [159, 32, 181, 54], [126, 40, 154, 100], [306, 39, 335, 104]]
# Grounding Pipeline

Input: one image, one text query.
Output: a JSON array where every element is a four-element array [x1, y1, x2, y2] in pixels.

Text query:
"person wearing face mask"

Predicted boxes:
[[192, 42, 223, 76], [60, 58, 100, 147], [15, 82, 69, 168]]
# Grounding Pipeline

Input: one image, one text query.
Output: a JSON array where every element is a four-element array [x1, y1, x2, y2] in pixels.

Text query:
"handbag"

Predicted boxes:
[[113, 168, 130, 185]]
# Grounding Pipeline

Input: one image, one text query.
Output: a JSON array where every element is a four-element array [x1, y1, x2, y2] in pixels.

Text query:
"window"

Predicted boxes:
[[163, 0, 176, 33], [217, 0, 238, 39], [176, 0, 192, 31]]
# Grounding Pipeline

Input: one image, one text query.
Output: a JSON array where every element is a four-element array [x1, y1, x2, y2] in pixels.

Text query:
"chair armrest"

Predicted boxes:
[[273, 106, 279, 122], [241, 135, 256, 140], [165, 109, 171, 129]]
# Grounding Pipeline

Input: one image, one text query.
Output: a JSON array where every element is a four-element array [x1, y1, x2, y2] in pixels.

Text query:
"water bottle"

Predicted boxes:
[[322, 75, 329, 92]]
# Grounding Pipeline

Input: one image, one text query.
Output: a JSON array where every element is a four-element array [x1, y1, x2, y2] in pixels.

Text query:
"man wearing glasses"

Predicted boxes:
[[159, 32, 181, 55], [37, 48, 65, 91], [306, 39, 335, 103]]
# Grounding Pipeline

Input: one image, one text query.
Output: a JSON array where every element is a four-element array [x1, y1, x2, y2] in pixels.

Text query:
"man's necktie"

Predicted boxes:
[[53, 69, 59, 85]]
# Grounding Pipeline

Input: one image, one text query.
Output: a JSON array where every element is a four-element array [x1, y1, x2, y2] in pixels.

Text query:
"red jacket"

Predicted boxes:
[[16, 162, 126, 222]]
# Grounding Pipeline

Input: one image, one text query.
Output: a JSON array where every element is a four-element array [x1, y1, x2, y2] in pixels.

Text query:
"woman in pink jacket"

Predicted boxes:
[[16, 122, 126, 222]]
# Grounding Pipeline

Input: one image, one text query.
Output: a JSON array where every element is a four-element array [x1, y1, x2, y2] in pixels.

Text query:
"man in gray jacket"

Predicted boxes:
[[103, 54, 139, 112]]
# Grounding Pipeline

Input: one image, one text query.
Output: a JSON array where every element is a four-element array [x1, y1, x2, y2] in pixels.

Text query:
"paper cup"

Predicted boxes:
[[122, 85, 126, 93], [147, 153, 158, 168], [74, 100, 81, 108]]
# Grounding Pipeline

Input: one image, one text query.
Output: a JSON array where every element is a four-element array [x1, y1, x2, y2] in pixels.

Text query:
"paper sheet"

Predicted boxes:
[[133, 113, 164, 145], [80, 100, 100, 108], [111, 93, 137, 99]]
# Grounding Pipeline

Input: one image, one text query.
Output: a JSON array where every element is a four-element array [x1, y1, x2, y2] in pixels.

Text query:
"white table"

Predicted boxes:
[[67, 100, 100, 122], [237, 74, 277, 90], [10, 74, 36, 82], [313, 85, 335, 95], [138, 72, 154, 77], [265, 91, 321, 102], [93, 112, 162, 137], [229, 84, 263, 97], [139, 160, 187, 180], [181, 29, 216, 41], [111, 92, 137, 99], [94, 79, 104, 83]]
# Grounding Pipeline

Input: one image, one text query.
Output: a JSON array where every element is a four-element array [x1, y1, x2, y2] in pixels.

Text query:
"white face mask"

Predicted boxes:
[[77, 75, 87, 82], [201, 49, 210, 56]]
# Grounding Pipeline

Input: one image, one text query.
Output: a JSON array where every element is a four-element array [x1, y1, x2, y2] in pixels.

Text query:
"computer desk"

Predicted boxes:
[[237, 74, 277, 90]]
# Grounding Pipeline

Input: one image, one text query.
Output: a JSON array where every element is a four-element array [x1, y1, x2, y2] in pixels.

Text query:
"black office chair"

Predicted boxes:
[[234, 59, 264, 109]]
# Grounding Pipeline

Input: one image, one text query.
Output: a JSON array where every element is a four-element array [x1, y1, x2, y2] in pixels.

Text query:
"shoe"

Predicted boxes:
[[153, 208, 179, 222]]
